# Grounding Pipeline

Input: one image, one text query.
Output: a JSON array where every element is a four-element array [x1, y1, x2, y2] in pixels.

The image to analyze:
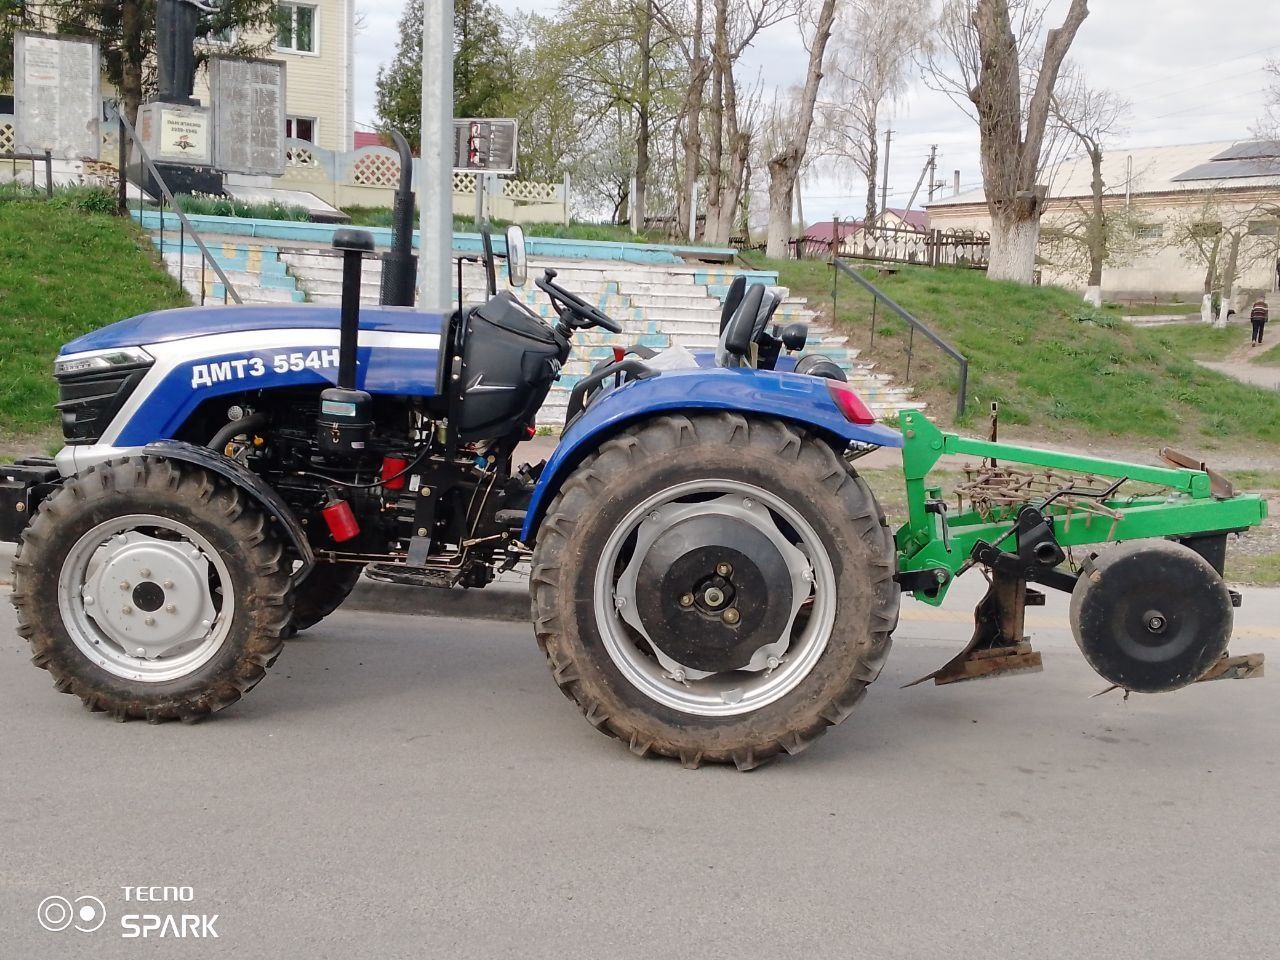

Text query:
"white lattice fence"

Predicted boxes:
[[0, 117, 15, 155], [351, 150, 401, 187], [503, 179, 559, 202]]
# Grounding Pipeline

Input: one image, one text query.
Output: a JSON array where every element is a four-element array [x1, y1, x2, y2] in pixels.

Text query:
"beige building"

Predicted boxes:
[[198, 1, 356, 154], [926, 140, 1280, 302]]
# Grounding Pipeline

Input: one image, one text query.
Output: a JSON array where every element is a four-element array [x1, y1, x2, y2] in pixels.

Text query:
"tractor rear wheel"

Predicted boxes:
[[530, 413, 899, 769], [290, 563, 365, 633], [12, 458, 294, 722]]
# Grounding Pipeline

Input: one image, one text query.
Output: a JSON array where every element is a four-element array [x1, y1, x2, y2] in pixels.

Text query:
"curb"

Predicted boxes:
[[341, 576, 530, 623]]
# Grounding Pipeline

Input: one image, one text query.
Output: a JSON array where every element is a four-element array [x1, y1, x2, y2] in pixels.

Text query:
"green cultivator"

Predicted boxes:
[[893, 409, 1268, 693]]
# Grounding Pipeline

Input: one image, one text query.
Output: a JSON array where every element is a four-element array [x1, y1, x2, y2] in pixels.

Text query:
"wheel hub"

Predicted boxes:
[[81, 531, 219, 659], [633, 519, 793, 673], [615, 494, 812, 681]]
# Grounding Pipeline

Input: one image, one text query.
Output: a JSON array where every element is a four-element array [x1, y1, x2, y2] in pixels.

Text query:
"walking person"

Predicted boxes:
[[1251, 298, 1269, 346]]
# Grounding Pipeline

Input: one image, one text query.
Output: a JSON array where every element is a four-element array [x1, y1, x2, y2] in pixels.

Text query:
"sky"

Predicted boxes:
[[351, 0, 1278, 226]]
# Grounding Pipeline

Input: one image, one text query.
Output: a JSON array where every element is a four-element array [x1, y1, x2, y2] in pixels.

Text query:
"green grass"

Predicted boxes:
[[1107, 301, 1199, 316], [1131, 322, 1247, 361], [0, 200, 188, 440], [747, 256, 1280, 451], [1251, 339, 1280, 365]]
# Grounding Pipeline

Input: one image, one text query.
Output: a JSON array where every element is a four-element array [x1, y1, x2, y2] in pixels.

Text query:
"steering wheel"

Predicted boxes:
[[536, 269, 623, 333]]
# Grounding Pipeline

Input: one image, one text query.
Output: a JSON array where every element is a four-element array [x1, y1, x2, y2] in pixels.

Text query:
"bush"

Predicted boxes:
[[48, 185, 118, 215]]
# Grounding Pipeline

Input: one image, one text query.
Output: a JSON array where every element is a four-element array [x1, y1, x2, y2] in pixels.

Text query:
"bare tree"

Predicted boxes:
[[1046, 65, 1128, 305], [1170, 192, 1280, 324], [819, 0, 930, 234], [1257, 59, 1279, 139], [765, 0, 838, 259], [925, 0, 1090, 283]]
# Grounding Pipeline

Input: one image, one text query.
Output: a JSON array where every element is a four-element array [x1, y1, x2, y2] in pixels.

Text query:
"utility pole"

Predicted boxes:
[[879, 129, 892, 224], [417, 0, 454, 313], [926, 145, 939, 203], [905, 146, 938, 213]]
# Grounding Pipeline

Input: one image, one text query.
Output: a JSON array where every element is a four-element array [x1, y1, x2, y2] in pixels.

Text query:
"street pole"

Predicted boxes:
[[417, 0, 454, 312], [926, 145, 938, 203], [880, 129, 892, 224]]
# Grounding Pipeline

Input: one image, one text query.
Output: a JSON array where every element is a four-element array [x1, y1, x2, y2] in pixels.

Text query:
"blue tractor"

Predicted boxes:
[[3, 227, 901, 768]]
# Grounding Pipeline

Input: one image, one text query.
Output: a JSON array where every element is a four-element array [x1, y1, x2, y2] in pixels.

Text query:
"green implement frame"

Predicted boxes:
[[894, 411, 1269, 607]]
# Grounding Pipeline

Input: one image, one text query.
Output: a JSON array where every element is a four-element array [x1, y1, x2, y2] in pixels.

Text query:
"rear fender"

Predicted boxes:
[[520, 367, 902, 543], [128, 441, 315, 578]]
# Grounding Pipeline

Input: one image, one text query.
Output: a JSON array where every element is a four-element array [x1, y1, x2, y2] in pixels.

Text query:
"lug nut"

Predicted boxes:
[[135, 647, 146, 657], [121, 605, 133, 616], [119, 580, 130, 590], [166, 604, 177, 614], [716, 562, 732, 577], [163, 580, 174, 590], [144, 616, 155, 626], [679, 593, 695, 608], [722, 608, 740, 625], [139, 568, 151, 578]]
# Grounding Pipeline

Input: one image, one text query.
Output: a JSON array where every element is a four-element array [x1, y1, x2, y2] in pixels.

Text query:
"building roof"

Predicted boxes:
[[804, 207, 929, 237], [927, 139, 1280, 208]]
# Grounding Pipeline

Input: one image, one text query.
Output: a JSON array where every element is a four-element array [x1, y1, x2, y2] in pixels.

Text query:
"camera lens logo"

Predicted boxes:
[[37, 895, 106, 933]]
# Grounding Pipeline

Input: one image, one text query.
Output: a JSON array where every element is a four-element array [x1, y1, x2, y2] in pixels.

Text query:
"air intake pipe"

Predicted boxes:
[[318, 229, 376, 459]]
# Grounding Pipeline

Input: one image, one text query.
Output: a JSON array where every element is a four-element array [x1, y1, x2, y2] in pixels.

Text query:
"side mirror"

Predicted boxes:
[[506, 225, 528, 288]]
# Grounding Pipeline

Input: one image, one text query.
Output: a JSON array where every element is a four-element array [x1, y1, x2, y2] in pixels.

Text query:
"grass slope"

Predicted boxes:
[[753, 257, 1280, 451], [0, 200, 187, 441]]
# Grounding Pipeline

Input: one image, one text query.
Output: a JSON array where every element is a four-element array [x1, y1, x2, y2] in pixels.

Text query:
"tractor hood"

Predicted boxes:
[[60, 304, 447, 356]]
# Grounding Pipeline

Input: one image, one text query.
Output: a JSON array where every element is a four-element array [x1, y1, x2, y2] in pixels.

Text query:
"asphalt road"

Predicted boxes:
[[2, 578, 1278, 959]]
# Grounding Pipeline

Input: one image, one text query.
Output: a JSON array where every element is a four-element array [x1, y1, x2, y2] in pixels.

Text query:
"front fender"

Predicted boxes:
[[521, 367, 903, 543], [134, 441, 315, 577]]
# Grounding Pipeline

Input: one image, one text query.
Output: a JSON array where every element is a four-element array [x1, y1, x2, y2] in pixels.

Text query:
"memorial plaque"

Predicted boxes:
[[453, 118, 518, 175], [208, 57, 287, 176], [136, 102, 213, 166], [14, 32, 101, 160]]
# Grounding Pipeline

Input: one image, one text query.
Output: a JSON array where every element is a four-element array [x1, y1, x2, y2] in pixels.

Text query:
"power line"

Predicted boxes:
[[1117, 41, 1280, 95]]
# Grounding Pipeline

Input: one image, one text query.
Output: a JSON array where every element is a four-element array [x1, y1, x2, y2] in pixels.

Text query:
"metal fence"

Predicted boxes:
[[793, 222, 991, 271]]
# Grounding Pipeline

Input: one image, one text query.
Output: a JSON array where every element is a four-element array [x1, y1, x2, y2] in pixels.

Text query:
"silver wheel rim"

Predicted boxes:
[[594, 479, 838, 717], [57, 514, 235, 683]]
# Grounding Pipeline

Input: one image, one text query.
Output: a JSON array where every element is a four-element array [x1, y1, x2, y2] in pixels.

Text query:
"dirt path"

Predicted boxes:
[[1197, 358, 1280, 391]]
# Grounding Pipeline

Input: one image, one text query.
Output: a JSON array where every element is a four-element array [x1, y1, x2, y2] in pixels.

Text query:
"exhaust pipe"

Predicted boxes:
[[332, 228, 375, 390]]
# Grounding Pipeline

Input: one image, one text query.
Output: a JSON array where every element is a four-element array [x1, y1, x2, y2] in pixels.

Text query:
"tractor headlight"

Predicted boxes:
[[54, 346, 154, 377]]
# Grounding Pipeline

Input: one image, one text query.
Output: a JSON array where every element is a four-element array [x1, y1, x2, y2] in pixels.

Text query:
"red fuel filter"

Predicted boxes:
[[321, 493, 360, 543]]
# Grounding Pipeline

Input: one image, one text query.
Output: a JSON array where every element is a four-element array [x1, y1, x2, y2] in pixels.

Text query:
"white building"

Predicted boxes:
[[926, 140, 1280, 301]]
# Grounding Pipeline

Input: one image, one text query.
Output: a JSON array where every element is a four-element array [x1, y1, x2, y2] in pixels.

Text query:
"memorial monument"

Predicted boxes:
[[13, 31, 101, 161], [134, 0, 222, 195]]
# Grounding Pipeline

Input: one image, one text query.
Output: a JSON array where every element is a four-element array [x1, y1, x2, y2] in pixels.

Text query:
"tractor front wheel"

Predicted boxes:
[[13, 458, 294, 722], [530, 414, 899, 769]]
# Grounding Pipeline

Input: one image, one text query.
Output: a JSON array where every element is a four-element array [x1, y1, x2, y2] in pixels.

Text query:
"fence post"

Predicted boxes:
[[830, 215, 838, 260], [870, 296, 877, 352], [43, 149, 53, 198], [956, 359, 968, 419], [906, 324, 915, 382], [562, 172, 571, 226]]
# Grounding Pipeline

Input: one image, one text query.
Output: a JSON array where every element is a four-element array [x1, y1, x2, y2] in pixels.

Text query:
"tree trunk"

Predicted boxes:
[[766, 153, 798, 259], [676, 0, 706, 243], [765, 0, 838, 260], [703, 0, 729, 242], [633, 0, 652, 233], [1083, 144, 1104, 306], [987, 208, 1041, 283], [1216, 231, 1243, 327], [120, 0, 146, 126], [863, 114, 878, 255]]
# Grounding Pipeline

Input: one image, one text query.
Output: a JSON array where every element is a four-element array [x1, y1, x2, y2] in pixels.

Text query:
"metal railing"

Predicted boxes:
[[114, 109, 242, 306], [0, 147, 54, 197], [831, 258, 969, 418]]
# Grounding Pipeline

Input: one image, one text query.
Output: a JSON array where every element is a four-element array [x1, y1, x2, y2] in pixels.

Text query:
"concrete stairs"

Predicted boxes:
[[142, 226, 920, 426]]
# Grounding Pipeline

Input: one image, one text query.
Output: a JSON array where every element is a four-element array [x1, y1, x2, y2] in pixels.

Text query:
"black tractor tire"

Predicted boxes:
[[12, 457, 294, 722], [290, 563, 365, 633], [530, 413, 900, 770]]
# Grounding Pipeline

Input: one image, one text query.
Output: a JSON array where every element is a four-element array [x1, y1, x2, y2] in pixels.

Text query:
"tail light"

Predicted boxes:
[[826, 380, 876, 425]]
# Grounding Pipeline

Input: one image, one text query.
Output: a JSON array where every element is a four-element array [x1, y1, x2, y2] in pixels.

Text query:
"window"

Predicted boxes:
[[209, 24, 237, 44], [276, 4, 316, 53], [1248, 220, 1280, 237], [1133, 223, 1164, 240], [286, 117, 317, 143]]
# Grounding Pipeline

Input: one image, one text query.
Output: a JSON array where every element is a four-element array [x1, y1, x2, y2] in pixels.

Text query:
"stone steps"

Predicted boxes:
[[144, 226, 921, 429]]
